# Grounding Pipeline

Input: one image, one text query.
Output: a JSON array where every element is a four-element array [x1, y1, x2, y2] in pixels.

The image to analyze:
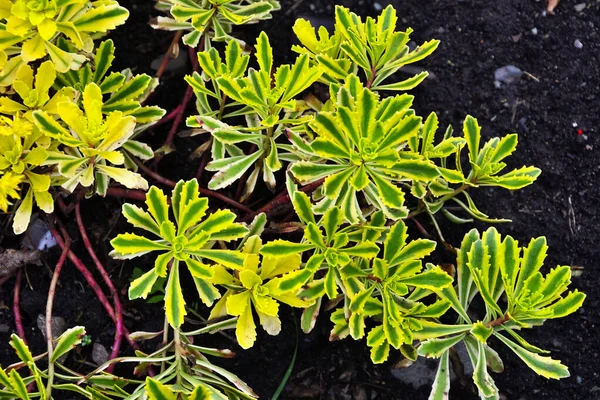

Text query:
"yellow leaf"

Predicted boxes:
[[13, 186, 32, 234], [235, 308, 257, 349], [239, 269, 261, 290], [226, 290, 251, 317], [21, 34, 45, 62]]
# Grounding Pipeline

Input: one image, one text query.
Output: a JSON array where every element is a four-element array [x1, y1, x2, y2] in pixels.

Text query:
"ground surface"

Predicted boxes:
[[1, 0, 599, 399]]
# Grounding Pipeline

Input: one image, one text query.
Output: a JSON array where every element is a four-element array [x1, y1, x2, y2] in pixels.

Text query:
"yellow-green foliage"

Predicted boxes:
[[0, 0, 129, 76], [0, 4, 164, 235]]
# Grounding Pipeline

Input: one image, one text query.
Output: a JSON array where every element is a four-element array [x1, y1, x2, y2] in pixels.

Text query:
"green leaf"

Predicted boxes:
[[418, 334, 466, 358], [472, 340, 498, 398], [129, 268, 160, 300], [368, 170, 405, 209], [145, 377, 177, 400], [292, 191, 316, 225], [146, 186, 170, 225], [429, 350, 451, 400], [122, 204, 161, 237], [494, 333, 570, 379], [255, 31, 273, 73], [111, 233, 170, 256], [463, 115, 481, 163], [399, 267, 453, 290], [165, 260, 186, 328], [74, 4, 129, 33], [206, 151, 263, 190], [51, 326, 86, 363]]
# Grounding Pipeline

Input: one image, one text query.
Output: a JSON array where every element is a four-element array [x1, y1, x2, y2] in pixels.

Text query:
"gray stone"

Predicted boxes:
[[92, 342, 109, 366], [574, 3, 587, 12], [494, 65, 523, 85], [574, 39, 583, 49]]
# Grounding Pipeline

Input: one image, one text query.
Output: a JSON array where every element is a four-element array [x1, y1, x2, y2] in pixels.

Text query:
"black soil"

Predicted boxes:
[[1, 0, 599, 399]]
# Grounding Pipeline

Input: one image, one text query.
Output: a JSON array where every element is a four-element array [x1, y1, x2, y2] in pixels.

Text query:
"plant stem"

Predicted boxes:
[[45, 238, 71, 398], [173, 327, 183, 385], [244, 178, 325, 222], [160, 316, 170, 374], [155, 31, 184, 80], [487, 313, 509, 327], [75, 203, 123, 373], [134, 158, 254, 214], [106, 187, 147, 202], [13, 269, 26, 341], [49, 224, 142, 353]]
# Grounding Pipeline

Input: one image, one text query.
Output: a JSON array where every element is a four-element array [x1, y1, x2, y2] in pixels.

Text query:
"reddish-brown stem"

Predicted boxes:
[[244, 178, 325, 221], [45, 237, 70, 396], [106, 187, 147, 202], [134, 158, 255, 214], [154, 104, 182, 127], [75, 203, 122, 373], [155, 31, 183, 80], [13, 269, 26, 341], [487, 314, 510, 327], [194, 151, 210, 181], [156, 46, 200, 162], [49, 226, 142, 350]]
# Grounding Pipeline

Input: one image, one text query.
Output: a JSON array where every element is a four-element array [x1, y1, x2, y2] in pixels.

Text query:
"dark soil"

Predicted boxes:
[[1, 0, 599, 399]]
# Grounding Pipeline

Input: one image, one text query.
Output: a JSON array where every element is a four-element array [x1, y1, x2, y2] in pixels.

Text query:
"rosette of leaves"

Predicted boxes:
[[0, 112, 53, 234], [0, 327, 90, 399], [0, 0, 130, 72], [415, 228, 585, 400], [55, 39, 164, 168], [208, 235, 313, 349], [412, 114, 541, 224], [153, 0, 280, 46], [260, 197, 381, 301], [293, 5, 439, 90], [0, 60, 76, 117], [110, 179, 251, 328], [290, 74, 439, 223], [32, 82, 149, 195], [326, 220, 454, 364], [186, 32, 322, 196]]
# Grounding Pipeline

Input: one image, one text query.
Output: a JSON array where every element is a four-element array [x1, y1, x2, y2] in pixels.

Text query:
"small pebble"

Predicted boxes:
[[531, 27, 538, 35], [494, 65, 523, 86], [577, 376, 583, 384], [373, 2, 383, 11], [574, 3, 587, 12], [574, 39, 583, 49]]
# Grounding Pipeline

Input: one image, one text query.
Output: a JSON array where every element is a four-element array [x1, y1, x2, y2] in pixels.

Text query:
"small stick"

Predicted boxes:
[[45, 238, 71, 398], [13, 269, 26, 341], [134, 158, 254, 214], [75, 203, 123, 373]]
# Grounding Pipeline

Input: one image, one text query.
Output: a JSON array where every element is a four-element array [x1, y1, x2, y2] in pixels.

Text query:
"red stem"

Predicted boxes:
[[45, 236, 70, 395], [157, 46, 200, 159], [75, 203, 123, 374], [244, 178, 325, 221], [134, 158, 254, 214], [154, 104, 182, 127], [49, 226, 140, 351], [13, 269, 26, 341], [106, 187, 147, 202]]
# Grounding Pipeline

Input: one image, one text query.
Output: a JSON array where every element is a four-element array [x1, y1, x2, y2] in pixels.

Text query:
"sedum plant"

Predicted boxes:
[[153, 0, 280, 46], [0, 0, 129, 73], [186, 32, 322, 196], [0, 2, 586, 400], [110, 179, 250, 328]]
